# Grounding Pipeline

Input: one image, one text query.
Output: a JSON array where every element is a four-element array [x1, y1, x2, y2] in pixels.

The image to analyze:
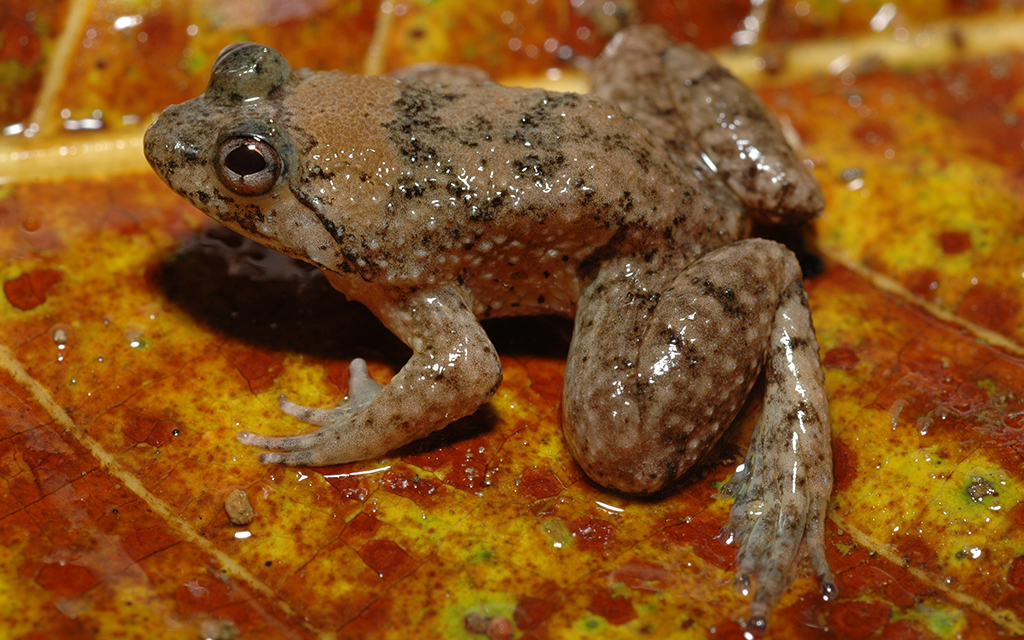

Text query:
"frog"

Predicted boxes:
[[144, 24, 836, 629]]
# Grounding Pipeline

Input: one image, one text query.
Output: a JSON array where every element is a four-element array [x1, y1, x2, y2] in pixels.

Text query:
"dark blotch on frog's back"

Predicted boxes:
[[384, 81, 448, 163]]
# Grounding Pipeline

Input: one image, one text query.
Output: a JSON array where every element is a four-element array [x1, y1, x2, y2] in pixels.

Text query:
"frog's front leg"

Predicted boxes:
[[238, 285, 502, 466], [564, 238, 834, 625]]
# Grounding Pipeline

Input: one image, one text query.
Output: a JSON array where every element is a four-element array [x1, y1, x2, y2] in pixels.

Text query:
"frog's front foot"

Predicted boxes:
[[237, 358, 383, 465]]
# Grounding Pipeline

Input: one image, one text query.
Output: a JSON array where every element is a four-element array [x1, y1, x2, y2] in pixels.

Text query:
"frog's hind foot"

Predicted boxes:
[[722, 455, 836, 631], [720, 277, 837, 625], [236, 358, 383, 465]]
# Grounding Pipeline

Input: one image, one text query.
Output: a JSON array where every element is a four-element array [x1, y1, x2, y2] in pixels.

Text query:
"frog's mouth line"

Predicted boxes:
[[288, 183, 324, 215], [287, 182, 346, 247]]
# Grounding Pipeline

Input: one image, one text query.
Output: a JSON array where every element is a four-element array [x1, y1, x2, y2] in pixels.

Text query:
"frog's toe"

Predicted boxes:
[[813, 550, 839, 601], [724, 468, 835, 623], [278, 396, 349, 427], [277, 358, 383, 428], [236, 359, 386, 465], [744, 612, 769, 637], [238, 421, 377, 466], [342, 358, 384, 404], [805, 513, 837, 592], [237, 429, 326, 452], [258, 448, 323, 466]]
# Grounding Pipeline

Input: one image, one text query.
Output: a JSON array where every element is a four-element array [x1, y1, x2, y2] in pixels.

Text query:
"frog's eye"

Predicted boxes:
[[217, 137, 281, 196]]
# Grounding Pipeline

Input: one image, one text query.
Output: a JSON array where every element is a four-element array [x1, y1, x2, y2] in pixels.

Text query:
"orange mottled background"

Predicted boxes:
[[2, 1, 1024, 638]]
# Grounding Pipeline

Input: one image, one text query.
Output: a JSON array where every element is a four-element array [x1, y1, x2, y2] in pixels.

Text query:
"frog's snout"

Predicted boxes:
[[141, 108, 170, 172], [142, 103, 206, 181]]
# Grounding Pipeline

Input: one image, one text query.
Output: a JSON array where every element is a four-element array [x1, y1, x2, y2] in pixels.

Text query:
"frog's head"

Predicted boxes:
[[144, 43, 337, 263]]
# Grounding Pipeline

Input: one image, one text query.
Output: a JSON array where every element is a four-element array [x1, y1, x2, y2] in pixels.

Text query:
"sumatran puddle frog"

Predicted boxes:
[[144, 25, 836, 628]]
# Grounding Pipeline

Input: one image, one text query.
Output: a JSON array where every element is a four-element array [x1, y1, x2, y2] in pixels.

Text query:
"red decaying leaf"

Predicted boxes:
[[3, 2, 1024, 639]]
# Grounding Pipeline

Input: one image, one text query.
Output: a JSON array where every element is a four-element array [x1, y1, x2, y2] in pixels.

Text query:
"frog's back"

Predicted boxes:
[[374, 79, 744, 248], [287, 75, 744, 290]]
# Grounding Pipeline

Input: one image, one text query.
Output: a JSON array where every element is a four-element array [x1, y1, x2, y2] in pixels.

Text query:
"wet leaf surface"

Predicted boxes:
[[3, 1, 1024, 638]]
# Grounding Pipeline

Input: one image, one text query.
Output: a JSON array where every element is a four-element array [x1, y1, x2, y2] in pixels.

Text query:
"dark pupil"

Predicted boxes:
[[225, 144, 267, 176]]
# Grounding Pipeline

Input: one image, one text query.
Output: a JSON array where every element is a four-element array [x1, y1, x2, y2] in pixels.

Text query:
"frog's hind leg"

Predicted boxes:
[[721, 276, 837, 629], [565, 238, 790, 494], [563, 238, 834, 624], [592, 24, 823, 225]]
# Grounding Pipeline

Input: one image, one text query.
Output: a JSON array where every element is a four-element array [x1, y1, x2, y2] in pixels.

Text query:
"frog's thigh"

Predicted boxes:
[[564, 238, 800, 494]]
